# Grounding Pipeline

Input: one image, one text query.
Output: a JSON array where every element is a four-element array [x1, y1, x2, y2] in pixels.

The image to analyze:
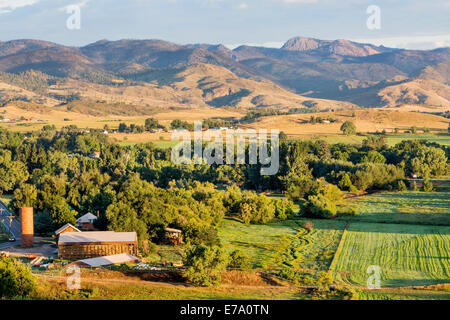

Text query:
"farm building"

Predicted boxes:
[[55, 223, 81, 236], [76, 213, 98, 231], [58, 231, 138, 259], [162, 228, 182, 246], [68, 253, 139, 268]]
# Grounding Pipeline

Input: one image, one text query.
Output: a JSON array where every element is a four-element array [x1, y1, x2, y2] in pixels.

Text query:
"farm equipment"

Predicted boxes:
[[27, 253, 37, 259]]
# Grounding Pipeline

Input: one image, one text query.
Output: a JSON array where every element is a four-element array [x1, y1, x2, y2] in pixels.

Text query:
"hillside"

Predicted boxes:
[[0, 63, 355, 118], [0, 38, 448, 111], [378, 79, 450, 108], [417, 61, 450, 84]]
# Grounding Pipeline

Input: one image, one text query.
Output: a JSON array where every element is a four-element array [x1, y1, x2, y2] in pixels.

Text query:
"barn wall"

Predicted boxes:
[[58, 242, 137, 259]]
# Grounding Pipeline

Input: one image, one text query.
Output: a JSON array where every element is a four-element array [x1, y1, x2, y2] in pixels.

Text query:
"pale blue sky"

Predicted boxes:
[[0, 0, 449, 49]]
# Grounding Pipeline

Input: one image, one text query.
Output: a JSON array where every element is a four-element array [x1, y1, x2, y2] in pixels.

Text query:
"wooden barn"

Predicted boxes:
[[58, 231, 138, 260], [55, 223, 81, 237]]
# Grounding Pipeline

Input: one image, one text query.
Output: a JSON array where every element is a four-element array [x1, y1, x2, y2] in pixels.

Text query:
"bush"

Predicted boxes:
[[238, 194, 275, 224], [340, 121, 356, 135], [423, 180, 435, 192], [0, 257, 37, 298], [228, 250, 251, 270], [316, 271, 333, 291], [183, 245, 229, 286], [394, 180, 408, 192], [337, 207, 357, 217], [273, 198, 295, 221], [277, 267, 316, 286], [304, 194, 337, 218]]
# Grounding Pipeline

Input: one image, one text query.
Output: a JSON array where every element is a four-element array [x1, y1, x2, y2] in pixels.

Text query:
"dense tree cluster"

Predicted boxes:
[[0, 127, 447, 247]]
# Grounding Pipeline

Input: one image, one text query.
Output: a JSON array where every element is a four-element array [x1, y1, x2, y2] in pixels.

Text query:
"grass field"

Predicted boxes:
[[384, 133, 450, 146], [219, 218, 346, 271], [347, 191, 450, 226], [34, 276, 303, 300], [331, 222, 450, 287], [357, 287, 450, 300], [288, 133, 450, 147]]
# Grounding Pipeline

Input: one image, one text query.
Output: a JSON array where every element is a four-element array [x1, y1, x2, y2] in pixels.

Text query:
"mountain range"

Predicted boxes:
[[0, 37, 449, 112]]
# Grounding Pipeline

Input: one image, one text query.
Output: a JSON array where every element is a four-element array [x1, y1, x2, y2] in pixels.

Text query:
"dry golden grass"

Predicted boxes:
[[244, 109, 450, 135]]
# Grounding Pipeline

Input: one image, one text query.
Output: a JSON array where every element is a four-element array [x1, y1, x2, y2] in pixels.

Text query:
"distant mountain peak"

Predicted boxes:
[[281, 36, 383, 57], [281, 37, 320, 51]]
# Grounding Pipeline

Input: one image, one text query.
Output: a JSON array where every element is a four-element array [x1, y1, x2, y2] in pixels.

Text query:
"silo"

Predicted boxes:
[[20, 207, 34, 247]]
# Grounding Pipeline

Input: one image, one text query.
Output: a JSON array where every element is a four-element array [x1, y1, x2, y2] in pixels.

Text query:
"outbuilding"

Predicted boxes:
[[162, 228, 182, 246], [58, 231, 138, 259], [76, 213, 98, 231]]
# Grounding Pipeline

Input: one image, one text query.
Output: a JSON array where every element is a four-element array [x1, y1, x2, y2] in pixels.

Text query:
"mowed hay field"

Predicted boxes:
[[330, 222, 450, 287], [347, 190, 450, 226], [219, 218, 346, 271]]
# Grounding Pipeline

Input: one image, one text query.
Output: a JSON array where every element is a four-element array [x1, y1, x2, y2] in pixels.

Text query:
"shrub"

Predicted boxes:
[[338, 207, 357, 217], [228, 250, 251, 270], [0, 257, 37, 299], [340, 121, 356, 135], [273, 198, 295, 221], [394, 180, 408, 192], [183, 245, 229, 286], [423, 180, 435, 192], [316, 271, 333, 291], [304, 194, 337, 218]]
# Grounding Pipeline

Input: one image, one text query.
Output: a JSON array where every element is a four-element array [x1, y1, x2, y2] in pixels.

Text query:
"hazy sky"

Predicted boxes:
[[0, 0, 449, 50]]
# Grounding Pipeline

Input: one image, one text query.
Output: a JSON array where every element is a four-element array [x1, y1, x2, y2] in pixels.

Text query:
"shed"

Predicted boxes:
[[58, 231, 138, 259], [162, 227, 182, 246]]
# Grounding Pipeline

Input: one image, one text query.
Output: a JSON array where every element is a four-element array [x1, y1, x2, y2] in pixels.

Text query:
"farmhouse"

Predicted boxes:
[[76, 213, 98, 231], [58, 231, 138, 259]]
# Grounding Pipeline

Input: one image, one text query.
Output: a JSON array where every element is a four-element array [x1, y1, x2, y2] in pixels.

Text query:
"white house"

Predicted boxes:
[[76, 212, 98, 230]]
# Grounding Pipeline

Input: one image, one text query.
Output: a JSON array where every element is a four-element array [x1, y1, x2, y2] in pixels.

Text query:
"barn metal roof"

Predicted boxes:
[[76, 213, 98, 223], [74, 253, 139, 267], [58, 231, 137, 244]]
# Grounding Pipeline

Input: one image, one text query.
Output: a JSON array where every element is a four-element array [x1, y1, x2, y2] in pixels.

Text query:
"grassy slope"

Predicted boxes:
[[331, 222, 450, 287], [34, 277, 303, 300]]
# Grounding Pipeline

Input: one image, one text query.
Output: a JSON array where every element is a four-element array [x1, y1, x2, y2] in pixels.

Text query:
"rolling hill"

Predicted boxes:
[[0, 37, 448, 112]]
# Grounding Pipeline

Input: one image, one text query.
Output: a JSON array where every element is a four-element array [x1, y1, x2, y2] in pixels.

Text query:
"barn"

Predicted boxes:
[[58, 231, 138, 259], [55, 223, 81, 236]]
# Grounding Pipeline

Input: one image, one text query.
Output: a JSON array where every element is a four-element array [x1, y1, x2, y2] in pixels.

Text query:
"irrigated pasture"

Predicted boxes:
[[348, 191, 450, 226], [331, 222, 450, 287], [219, 218, 346, 271]]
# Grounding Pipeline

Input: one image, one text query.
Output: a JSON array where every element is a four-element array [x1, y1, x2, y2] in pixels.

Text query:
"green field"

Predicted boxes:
[[290, 133, 450, 147], [219, 218, 346, 271], [357, 288, 450, 300], [384, 133, 450, 146], [347, 191, 450, 226], [331, 222, 450, 287], [117, 140, 179, 149]]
